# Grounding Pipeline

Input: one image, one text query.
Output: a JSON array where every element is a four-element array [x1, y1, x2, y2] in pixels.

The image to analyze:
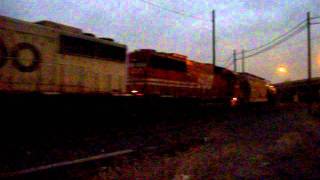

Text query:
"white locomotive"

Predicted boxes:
[[0, 16, 127, 95]]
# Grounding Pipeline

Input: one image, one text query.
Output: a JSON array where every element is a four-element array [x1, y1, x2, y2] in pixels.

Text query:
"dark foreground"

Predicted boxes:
[[86, 103, 320, 179], [0, 94, 319, 179]]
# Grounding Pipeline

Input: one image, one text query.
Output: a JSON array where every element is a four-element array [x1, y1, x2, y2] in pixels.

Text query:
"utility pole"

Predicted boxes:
[[241, 49, 245, 72], [307, 12, 312, 80], [306, 12, 314, 110], [233, 50, 237, 72], [212, 10, 216, 70]]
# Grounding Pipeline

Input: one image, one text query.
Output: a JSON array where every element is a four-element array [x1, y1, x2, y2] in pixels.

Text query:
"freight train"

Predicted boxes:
[[0, 15, 276, 105]]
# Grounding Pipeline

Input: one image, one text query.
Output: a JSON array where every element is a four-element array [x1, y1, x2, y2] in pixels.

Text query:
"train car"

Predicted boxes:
[[127, 49, 237, 103], [0, 15, 276, 106], [0, 15, 127, 95], [235, 72, 276, 104]]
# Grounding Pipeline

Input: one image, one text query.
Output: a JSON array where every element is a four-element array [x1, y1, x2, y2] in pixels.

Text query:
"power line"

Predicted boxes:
[[220, 55, 233, 62], [222, 20, 307, 67], [221, 55, 233, 67], [137, 0, 211, 22], [243, 19, 307, 54], [241, 24, 307, 60], [243, 25, 306, 59], [136, 0, 212, 31], [223, 59, 233, 68], [220, 55, 233, 67], [225, 58, 234, 69], [134, 2, 317, 71]]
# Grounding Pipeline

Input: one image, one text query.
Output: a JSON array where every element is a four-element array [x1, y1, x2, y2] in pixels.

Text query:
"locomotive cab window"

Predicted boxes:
[[60, 35, 126, 61], [149, 55, 186, 72]]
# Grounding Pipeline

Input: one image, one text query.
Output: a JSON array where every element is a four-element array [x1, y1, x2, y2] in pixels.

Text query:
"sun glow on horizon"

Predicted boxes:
[[277, 65, 288, 74]]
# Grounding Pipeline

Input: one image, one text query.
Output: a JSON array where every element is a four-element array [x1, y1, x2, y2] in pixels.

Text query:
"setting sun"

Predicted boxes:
[[277, 66, 288, 74]]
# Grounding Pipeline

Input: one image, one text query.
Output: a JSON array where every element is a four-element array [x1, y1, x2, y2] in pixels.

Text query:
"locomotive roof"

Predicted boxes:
[[238, 72, 266, 81], [0, 15, 126, 49], [133, 49, 187, 61], [35, 20, 82, 34], [157, 52, 187, 61], [133, 49, 218, 66], [132, 49, 238, 74], [214, 66, 235, 75]]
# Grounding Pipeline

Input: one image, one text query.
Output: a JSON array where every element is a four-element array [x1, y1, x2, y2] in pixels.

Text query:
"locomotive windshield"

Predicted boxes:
[[149, 55, 186, 72], [60, 35, 126, 61]]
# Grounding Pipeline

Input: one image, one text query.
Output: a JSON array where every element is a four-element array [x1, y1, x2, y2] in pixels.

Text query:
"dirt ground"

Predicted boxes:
[[89, 104, 320, 179]]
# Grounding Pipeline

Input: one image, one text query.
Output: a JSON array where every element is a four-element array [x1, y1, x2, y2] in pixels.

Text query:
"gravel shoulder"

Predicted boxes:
[[89, 104, 320, 179]]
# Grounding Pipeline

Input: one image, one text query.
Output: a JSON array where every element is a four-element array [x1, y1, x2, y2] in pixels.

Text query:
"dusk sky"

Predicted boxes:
[[1, 0, 320, 83]]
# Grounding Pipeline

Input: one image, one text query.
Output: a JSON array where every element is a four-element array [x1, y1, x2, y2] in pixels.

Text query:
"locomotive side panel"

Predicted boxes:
[[57, 34, 127, 94], [128, 50, 205, 98], [0, 16, 127, 95], [59, 55, 126, 94], [186, 61, 214, 98], [0, 16, 59, 93], [211, 67, 237, 103], [128, 50, 241, 101]]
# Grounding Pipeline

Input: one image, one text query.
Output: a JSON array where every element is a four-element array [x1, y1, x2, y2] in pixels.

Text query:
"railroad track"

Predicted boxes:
[[0, 149, 134, 179], [0, 118, 209, 179], [0, 135, 207, 179]]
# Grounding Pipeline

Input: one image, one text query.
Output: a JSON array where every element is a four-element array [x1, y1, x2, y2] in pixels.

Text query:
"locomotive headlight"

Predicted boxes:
[[231, 97, 238, 106], [131, 90, 138, 94]]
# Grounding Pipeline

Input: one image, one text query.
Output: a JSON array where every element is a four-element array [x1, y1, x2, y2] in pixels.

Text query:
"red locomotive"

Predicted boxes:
[[127, 49, 276, 105]]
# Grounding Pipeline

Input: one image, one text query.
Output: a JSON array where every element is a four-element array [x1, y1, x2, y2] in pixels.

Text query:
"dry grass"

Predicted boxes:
[[89, 112, 320, 180]]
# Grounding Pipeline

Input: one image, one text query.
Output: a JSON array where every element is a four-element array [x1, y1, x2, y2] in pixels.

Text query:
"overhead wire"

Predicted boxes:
[[218, 54, 233, 67], [135, 0, 212, 32], [241, 24, 307, 60], [222, 59, 233, 68], [225, 58, 234, 69], [137, 0, 211, 22], [243, 19, 307, 54], [311, 16, 320, 20], [223, 19, 307, 68], [134, 1, 317, 70], [233, 14, 319, 70], [311, 15, 320, 25], [225, 24, 306, 69], [223, 60, 233, 68]]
